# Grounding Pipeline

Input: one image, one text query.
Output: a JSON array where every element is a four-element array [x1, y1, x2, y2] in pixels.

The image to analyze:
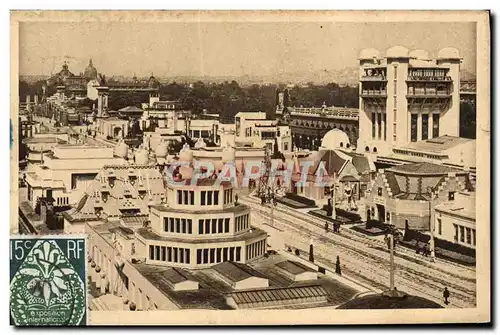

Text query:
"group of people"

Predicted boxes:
[[325, 221, 341, 234], [415, 241, 433, 257]]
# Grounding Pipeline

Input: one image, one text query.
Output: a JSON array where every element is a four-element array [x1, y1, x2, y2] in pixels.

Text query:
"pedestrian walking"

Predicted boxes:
[[335, 255, 342, 276], [415, 241, 420, 254], [443, 287, 450, 305]]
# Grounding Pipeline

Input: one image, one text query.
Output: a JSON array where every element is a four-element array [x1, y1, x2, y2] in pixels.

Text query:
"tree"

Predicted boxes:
[[309, 244, 315, 263]]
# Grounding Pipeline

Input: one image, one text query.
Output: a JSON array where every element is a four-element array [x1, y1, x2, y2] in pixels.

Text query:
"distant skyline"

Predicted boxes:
[[19, 21, 476, 80]]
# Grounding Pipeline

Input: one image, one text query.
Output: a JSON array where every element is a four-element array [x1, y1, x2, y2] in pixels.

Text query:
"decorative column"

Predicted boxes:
[[428, 113, 434, 139], [374, 113, 379, 140]]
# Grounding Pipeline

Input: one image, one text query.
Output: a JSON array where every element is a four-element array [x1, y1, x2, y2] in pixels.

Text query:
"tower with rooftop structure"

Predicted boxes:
[[357, 46, 462, 156]]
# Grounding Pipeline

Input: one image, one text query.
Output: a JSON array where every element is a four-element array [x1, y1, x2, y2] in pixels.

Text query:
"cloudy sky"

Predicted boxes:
[[19, 21, 476, 78]]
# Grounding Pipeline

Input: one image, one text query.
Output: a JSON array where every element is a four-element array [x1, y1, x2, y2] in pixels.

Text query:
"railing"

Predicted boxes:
[[361, 75, 387, 81], [407, 76, 452, 82], [290, 107, 359, 120], [360, 90, 387, 97]]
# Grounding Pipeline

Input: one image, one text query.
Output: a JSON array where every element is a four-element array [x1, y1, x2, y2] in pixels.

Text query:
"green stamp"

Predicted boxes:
[[10, 236, 87, 326]]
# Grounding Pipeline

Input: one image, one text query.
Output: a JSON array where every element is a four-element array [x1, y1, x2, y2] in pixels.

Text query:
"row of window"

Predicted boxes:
[[196, 246, 242, 264], [149, 245, 191, 264], [56, 197, 69, 206], [163, 217, 193, 234], [198, 218, 230, 234], [371, 112, 387, 141], [200, 190, 220, 206], [452, 223, 476, 246], [235, 214, 250, 232], [246, 240, 266, 260], [177, 190, 195, 205], [410, 114, 440, 142], [223, 189, 233, 205]]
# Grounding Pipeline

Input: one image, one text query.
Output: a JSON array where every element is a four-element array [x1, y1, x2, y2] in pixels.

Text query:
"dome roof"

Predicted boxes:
[[84, 58, 98, 80], [358, 48, 380, 60], [321, 129, 350, 150], [437, 47, 460, 60], [386, 46, 409, 58], [409, 49, 429, 60], [194, 137, 207, 149], [337, 292, 443, 310], [135, 148, 149, 165], [114, 141, 129, 158], [155, 140, 168, 158], [148, 74, 160, 89]]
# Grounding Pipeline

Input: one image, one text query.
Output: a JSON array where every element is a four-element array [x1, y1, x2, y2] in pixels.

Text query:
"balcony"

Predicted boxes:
[[406, 76, 452, 82], [360, 90, 387, 98], [406, 91, 451, 98], [361, 75, 387, 82]]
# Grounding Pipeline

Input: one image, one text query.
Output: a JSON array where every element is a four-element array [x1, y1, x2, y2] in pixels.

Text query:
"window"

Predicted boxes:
[[229, 247, 235, 261], [459, 226, 465, 242], [411, 114, 418, 142], [437, 218, 442, 235], [185, 249, 190, 264], [365, 146, 370, 152], [372, 112, 376, 139], [161, 247, 166, 261], [448, 192, 455, 201], [284, 143, 288, 151], [218, 218, 223, 233], [373, 147, 377, 153], [377, 113, 382, 139], [197, 249, 202, 264], [217, 248, 222, 262], [472, 230, 476, 246], [377, 187, 383, 196], [422, 114, 429, 140], [236, 247, 241, 262], [214, 191, 219, 205], [201, 191, 206, 206], [466, 228, 472, 244], [188, 219, 192, 234], [155, 246, 160, 260], [210, 248, 215, 263], [212, 219, 217, 233], [207, 191, 212, 205], [177, 190, 182, 205], [149, 245, 154, 260], [176, 218, 181, 233], [198, 220, 203, 234], [224, 218, 230, 233], [169, 218, 174, 232], [432, 114, 440, 138], [167, 247, 172, 261], [183, 190, 188, 204], [205, 220, 210, 234], [383, 113, 387, 141], [190, 191, 194, 205], [203, 249, 209, 264], [173, 247, 178, 262], [181, 219, 187, 233], [453, 224, 458, 241], [164, 218, 169, 232]]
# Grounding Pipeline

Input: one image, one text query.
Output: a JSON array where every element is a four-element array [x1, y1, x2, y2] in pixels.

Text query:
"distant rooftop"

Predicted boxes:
[[396, 136, 474, 153], [213, 261, 267, 283], [388, 161, 465, 175]]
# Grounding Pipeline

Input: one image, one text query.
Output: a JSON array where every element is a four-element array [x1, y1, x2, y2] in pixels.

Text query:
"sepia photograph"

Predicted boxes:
[[9, 10, 490, 325]]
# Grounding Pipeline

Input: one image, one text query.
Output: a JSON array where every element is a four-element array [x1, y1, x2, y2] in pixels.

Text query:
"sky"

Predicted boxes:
[[19, 21, 476, 79]]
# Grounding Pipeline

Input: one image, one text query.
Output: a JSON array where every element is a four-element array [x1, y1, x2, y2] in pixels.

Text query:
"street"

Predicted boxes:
[[240, 195, 476, 308]]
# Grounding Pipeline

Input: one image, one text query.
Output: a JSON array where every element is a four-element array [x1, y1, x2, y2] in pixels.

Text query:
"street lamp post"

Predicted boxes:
[[427, 187, 436, 262]]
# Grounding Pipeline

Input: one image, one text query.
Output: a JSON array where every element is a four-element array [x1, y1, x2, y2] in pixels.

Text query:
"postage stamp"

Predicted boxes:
[[9, 236, 87, 326]]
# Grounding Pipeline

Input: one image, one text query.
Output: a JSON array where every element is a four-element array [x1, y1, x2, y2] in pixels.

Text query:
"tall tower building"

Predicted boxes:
[[357, 46, 461, 156]]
